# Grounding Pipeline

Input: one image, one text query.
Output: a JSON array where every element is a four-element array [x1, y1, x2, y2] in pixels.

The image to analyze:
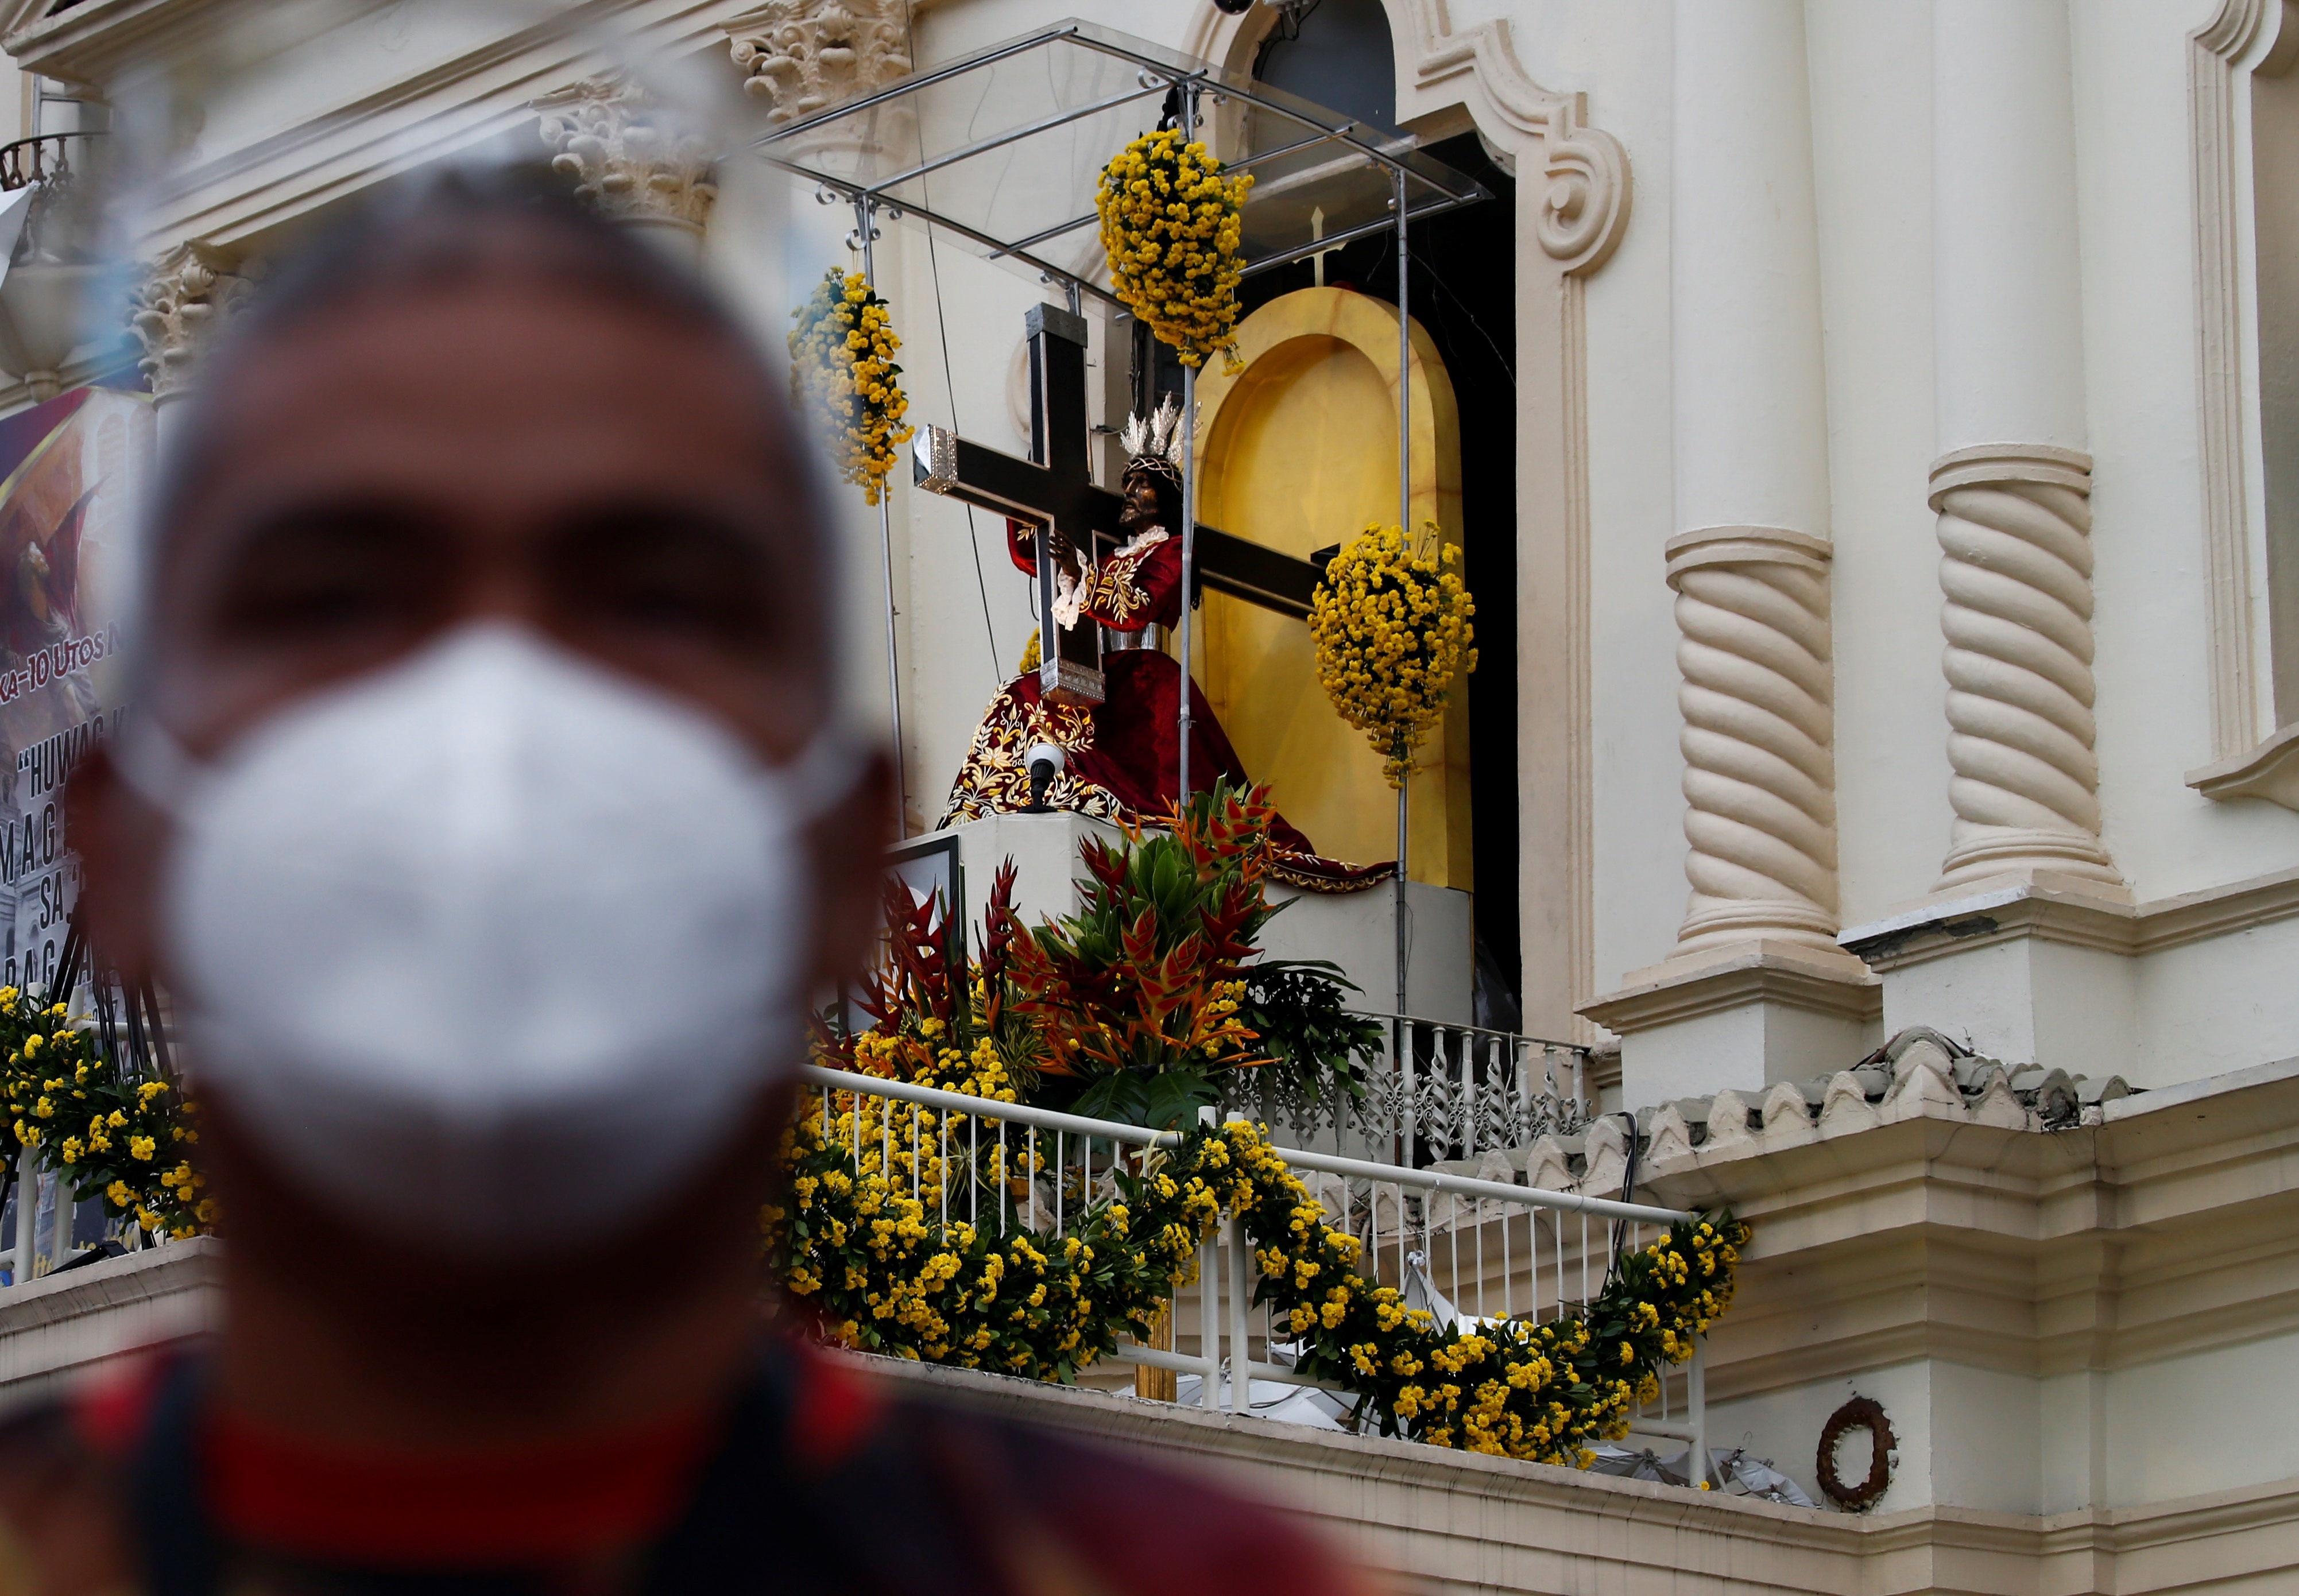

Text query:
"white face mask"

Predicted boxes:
[[119, 623, 854, 1254]]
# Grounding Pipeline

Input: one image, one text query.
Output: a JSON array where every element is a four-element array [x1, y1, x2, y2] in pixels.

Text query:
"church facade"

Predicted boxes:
[[0, 0, 2296, 1589]]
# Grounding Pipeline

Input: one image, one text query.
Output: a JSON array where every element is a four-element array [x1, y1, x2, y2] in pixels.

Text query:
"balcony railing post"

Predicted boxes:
[[7, 1147, 29, 1286], [1689, 1338, 1709, 1487], [1226, 1206, 1252, 1416], [1198, 1230, 1222, 1409]]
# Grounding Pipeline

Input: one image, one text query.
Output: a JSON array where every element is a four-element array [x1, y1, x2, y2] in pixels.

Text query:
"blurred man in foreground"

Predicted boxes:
[[0, 177, 1361, 1594]]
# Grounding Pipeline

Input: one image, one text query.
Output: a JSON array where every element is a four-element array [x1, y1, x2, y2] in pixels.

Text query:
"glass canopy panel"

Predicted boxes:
[[752, 19, 1485, 304]]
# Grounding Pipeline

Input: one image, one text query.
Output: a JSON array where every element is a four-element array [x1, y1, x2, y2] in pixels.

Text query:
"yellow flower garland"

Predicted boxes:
[[789, 268, 914, 506], [1310, 523, 1477, 785], [768, 1034, 1751, 1466], [1097, 129, 1253, 369]]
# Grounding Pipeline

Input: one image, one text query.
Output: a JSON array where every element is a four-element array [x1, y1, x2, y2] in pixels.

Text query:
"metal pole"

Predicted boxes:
[[1175, 84, 1203, 805], [856, 196, 909, 836], [1227, 1207, 1252, 1415], [1393, 165, 1411, 1016], [9, 1148, 30, 1284], [49, 1169, 69, 1269], [1690, 1339, 1709, 1487]]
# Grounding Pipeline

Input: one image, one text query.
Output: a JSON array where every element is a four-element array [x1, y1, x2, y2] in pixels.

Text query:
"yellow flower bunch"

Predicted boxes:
[[789, 268, 914, 506], [1097, 129, 1253, 369], [1310, 522, 1477, 785], [0, 988, 210, 1242]]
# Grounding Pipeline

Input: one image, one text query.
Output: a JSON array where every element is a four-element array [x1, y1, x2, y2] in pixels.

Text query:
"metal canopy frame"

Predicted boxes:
[[761, 21, 1475, 1017], [750, 17, 1488, 307]]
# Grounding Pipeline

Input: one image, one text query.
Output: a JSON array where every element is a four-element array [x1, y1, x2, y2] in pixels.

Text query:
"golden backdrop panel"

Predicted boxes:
[[1193, 287, 1468, 886]]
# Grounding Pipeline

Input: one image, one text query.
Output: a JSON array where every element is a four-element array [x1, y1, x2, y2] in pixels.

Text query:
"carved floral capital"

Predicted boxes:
[[130, 241, 252, 402], [535, 78, 718, 236], [727, 0, 912, 125]]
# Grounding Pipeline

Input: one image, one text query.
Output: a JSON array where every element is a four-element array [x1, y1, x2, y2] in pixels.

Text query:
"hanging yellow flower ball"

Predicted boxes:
[[788, 268, 915, 506], [1309, 523, 1477, 787], [1096, 128, 1253, 370]]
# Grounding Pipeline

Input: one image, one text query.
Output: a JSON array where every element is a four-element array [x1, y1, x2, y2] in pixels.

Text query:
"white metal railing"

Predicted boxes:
[[1221, 1012, 1594, 1171], [796, 1064, 1709, 1479]]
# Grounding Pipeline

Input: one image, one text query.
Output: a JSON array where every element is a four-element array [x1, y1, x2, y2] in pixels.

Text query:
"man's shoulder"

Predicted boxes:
[[0, 1362, 149, 1596]]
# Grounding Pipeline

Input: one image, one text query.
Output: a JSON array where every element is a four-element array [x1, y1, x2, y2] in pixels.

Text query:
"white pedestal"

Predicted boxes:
[[1839, 874, 2139, 1078], [932, 814, 1472, 1025], [1581, 940, 1882, 1109]]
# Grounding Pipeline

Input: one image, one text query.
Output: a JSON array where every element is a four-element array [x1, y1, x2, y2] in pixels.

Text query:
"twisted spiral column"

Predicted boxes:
[[1666, 526, 1840, 955], [1929, 446, 2123, 892]]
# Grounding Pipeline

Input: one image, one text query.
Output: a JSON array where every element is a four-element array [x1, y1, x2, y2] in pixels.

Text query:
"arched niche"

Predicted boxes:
[[1183, 0, 1631, 1038], [1194, 287, 1466, 886]]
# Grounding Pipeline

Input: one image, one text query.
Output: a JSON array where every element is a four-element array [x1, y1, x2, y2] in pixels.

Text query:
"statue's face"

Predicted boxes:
[[1118, 468, 1168, 534]]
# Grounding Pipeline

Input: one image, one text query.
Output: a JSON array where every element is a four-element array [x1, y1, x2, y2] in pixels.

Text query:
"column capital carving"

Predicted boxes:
[[129, 241, 253, 404], [534, 79, 717, 237], [1927, 443, 2092, 508], [1666, 525, 1832, 583], [726, 0, 913, 125]]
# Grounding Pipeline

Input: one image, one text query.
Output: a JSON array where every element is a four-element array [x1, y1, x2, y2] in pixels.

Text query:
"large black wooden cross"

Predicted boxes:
[[912, 303, 1323, 707]]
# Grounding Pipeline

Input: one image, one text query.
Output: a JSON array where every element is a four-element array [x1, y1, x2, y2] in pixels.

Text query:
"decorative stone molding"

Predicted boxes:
[[1817, 1072, 1878, 1137], [1841, 859, 2299, 966], [1701, 1088, 1755, 1155], [1581, 940, 1879, 1035], [1758, 1082, 1814, 1149], [2189, 720, 2299, 808], [1664, 526, 1840, 956], [1928, 445, 2126, 896], [726, 0, 912, 125], [2188, 0, 2299, 758], [129, 241, 253, 404], [1397, 0, 1629, 275], [534, 79, 717, 238]]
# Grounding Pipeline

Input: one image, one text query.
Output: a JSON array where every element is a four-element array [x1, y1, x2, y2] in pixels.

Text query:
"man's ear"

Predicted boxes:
[[803, 745, 895, 997], [63, 743, 166, 986]]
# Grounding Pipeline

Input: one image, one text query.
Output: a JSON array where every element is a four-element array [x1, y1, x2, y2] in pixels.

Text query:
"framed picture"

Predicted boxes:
[[842, 832, 966, 1036]]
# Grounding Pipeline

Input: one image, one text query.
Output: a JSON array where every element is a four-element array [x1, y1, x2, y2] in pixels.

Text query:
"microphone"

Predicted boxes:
[[1024, 742, 1066, 813]]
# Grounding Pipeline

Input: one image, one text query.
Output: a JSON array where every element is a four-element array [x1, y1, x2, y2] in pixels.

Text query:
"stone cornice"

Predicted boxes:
[[861, 1351, 2299, 1591], [1837, 862, 2299, 968], [6, 0, 260, 88], [1638, 1058, 2299, 1388], [2187, 721, 2299, 810], [1581, 940, 1879, 1032]]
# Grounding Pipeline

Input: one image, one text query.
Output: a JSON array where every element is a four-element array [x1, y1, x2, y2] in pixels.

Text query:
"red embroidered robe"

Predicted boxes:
[[938, 522, 1391, 892]]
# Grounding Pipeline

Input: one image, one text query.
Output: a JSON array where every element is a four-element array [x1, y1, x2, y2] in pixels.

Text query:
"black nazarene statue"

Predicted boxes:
[[938, 402, 1391, 892]]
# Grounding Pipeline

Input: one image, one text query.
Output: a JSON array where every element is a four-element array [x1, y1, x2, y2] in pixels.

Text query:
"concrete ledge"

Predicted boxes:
[[0, 1237, 220, 1412], [848, 1351, 2299, 1595]]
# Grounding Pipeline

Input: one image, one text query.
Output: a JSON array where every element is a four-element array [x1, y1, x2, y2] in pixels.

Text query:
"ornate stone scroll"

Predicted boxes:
[[129, 241, 253, 404], [534, 79, 717, 238], [1930, 445, 2123, 893], [726, 0, 912, 125], [1665, 526, 1840, 955]]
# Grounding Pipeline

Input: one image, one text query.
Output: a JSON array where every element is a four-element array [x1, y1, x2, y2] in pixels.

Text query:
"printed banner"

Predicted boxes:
[[0, 389, 151, 993]]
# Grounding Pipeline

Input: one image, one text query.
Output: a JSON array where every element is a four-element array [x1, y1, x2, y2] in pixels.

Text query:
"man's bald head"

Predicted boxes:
[[138, 172, 838, 766], [76, 171, 890, 1004]]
